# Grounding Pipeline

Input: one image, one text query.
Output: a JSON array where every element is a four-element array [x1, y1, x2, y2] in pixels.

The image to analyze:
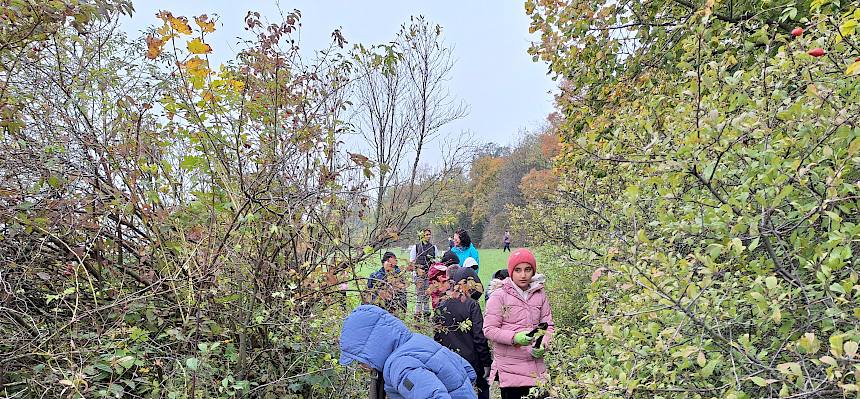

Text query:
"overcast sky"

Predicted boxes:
[[120, 1, 557, 158]]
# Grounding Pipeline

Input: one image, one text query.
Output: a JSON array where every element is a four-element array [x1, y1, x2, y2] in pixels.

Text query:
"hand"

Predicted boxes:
[[531, 346, 546, 359], [483, 366, 491, 380], [513, 332, 534, 346]]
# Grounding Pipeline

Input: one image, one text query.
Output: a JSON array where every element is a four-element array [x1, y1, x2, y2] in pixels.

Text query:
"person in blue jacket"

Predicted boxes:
[[451, 229, 480, 271], [339, 305, 478, 399]]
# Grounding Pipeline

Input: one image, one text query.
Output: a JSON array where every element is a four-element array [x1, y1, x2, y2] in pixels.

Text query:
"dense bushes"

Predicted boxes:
[[521, 0, 860, 397]]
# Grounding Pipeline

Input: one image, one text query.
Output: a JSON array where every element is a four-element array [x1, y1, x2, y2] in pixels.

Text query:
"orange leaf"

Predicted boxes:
[[195, 15, 215, 33], [187, 38, 212, 54], [145, 34, 166, 59]]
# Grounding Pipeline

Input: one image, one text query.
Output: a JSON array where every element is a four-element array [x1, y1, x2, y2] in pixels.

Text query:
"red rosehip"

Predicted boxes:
[[807, 48, 825, 57], [791, 27, 804, 37]]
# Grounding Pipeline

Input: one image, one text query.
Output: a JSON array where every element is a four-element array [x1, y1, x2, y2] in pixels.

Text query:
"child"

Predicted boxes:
[[434, 267, 491, 399], [367, 252, 407, 314], [483, 248, 554, 399], [339, 305, 478, 399], [428, 250, 460, 309]]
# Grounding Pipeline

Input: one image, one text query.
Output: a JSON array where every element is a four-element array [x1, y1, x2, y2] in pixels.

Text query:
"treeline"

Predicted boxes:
[[394, 128, 560, 249]]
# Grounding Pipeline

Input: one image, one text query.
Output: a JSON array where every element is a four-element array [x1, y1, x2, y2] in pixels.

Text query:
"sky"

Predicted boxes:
[[119, 1, 557, 157]]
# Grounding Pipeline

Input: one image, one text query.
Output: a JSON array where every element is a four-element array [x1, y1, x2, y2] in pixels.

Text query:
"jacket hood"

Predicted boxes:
[[339, 305, 412, 370], [440, 250, 460, 266], [428, 263, 450, 282], [487, 278, 505, 295], [503, 274, 547, 294], [449, 266, 483, 300], [462, 257, 478, 270]]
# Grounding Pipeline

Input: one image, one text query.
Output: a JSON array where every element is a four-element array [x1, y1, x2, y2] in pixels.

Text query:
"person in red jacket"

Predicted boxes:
[[483, 248, 554, 399]]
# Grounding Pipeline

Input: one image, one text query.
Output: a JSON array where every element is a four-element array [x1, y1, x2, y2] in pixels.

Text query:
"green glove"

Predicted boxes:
[[513, 332, 534, 346], [531, 346, 546, 359]]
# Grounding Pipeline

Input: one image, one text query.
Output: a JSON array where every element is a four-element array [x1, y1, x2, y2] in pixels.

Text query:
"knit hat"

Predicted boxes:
[[507, 248, 537, 276], [440, 250, 460, 266]]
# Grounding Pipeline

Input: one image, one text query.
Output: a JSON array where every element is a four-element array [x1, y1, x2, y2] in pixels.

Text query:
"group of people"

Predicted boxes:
[[341, 227, 553, 399]]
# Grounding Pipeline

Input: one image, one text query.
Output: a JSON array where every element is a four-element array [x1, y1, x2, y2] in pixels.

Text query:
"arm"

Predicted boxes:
[[409, 245, 417, 263], [470, 246, 480, 265], [483, 292, 516, 345], [367, 270, 380, 289], [471, 301, 492, 367], [387, 357, 453, 399]]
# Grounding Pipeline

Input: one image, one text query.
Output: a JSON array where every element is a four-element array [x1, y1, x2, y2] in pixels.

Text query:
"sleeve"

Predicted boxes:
[[387, 356, 453, 399], [409, 245, 417, 262], [471, 301, 492, 366], [483, 292, 516, 345], [540, 293, 555, 347], [367, 270, 379, 289]]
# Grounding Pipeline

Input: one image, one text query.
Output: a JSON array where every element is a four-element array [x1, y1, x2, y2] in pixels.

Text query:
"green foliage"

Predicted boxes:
[[524, 0, 860, 397]]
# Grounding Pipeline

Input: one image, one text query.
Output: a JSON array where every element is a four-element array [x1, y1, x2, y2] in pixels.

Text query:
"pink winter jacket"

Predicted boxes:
[[483, 275, 554, 388]]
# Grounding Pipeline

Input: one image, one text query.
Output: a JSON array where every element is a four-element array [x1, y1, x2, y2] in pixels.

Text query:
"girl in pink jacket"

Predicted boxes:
[[483, 248, 554, 399]]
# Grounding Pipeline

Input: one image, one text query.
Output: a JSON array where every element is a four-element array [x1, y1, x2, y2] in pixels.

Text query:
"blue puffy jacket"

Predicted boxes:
[[339, 305, 478, 399]]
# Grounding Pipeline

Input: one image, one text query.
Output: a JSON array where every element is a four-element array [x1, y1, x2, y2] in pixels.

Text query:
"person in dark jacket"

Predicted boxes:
[[434, 267, 491, 399], [339, 305, 478, 399], [367, 252, 407, 314]]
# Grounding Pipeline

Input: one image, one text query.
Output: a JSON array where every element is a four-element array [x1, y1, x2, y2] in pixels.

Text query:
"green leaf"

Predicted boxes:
[[765, 276, 778, 290], [776, 362, 802, 376], [186, 357, 199, 371], [117, 355, 135, 370], [749, 376, 773, 387], [180, 155, 204, 171]]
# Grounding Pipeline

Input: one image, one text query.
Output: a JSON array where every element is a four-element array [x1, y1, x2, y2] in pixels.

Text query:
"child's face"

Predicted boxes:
[[512, 263, 534, 290], [384, 256, 398, 271]]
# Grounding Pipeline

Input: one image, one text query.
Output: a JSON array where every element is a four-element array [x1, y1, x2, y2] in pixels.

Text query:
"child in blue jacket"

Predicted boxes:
[[339, 305, 478, 399]]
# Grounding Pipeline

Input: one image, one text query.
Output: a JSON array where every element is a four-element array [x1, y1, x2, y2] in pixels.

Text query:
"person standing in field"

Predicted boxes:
[[451, 229, 480, 271], [503, 230, 511, 252], [483, 248, 554, 399], [367, 252, 407, 315], [410, 228, 438, 320]]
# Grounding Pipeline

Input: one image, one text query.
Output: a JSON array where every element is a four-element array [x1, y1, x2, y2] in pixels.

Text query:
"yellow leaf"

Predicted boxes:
[[846, 61, 860, 76], [231, 79, 245, 92], [184, 57, 209, 78], [187, 38, 212, 54], [157, 11, 192, 35], [195, 15, 215, 33]]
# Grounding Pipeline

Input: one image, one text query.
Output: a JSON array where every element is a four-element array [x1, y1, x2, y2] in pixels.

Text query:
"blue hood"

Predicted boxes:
[[338, 305, 411, 370]]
